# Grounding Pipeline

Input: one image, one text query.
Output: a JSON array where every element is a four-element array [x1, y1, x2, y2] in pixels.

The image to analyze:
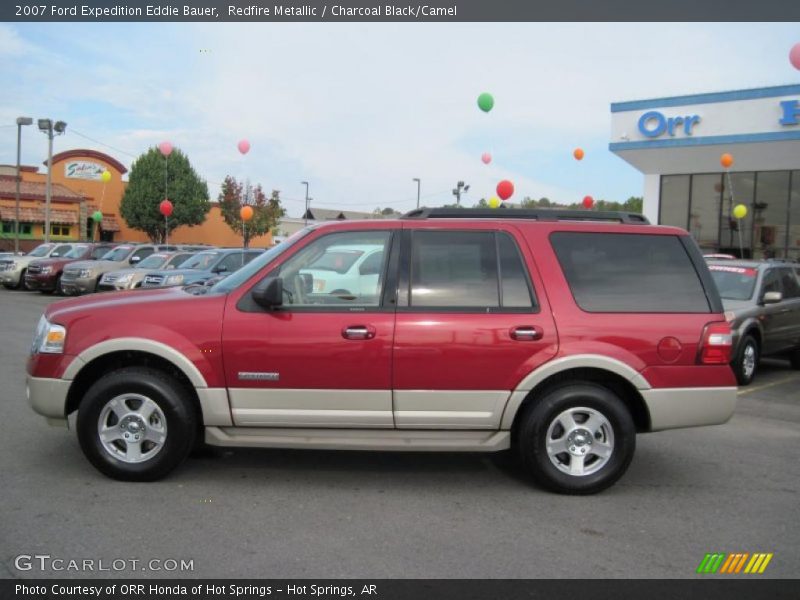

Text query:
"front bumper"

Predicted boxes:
[[27, 375, 70, 420], [0, 269, 23, 286], [641, 387, 738, 431], [24, 273, 57, 291], [60, 276, 97, 295]]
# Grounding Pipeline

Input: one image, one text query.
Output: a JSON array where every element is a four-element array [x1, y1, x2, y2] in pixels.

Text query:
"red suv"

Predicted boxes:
[[26, 209, 737, 494]]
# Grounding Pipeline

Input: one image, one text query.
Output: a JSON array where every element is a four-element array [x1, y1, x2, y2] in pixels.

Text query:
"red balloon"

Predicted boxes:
[[159, 199, 173, 217], [158, 141, 173, 157], [496, 180, 514, 201], [790, 43, 800, 71], [481, 152, 492, 165], [582, 195, 594, 209]]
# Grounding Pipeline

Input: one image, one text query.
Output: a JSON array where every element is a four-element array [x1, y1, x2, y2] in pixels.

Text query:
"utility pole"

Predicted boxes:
[[452, 181, 469, 206], [38, 119, 67, 244], [14, 117, 33, 253], [301, 181, 309, 225], [413, 178, 421, 209]]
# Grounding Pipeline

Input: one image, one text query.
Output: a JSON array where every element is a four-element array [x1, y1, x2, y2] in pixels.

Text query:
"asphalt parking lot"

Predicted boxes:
[[1, 288, 798, 579]]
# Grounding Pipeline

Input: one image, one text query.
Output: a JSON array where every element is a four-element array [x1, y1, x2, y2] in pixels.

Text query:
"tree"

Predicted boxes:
[[218, 176, 285, 247], [120, 147, 211, 242]]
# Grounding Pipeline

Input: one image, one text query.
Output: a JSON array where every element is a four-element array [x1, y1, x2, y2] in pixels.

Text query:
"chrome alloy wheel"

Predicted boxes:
[[742, 343, 757, 380], [97, 394, 167, 463], [545, 406, 614, 477]]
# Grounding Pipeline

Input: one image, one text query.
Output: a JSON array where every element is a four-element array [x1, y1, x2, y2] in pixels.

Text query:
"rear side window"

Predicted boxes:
[[550, 232, 710, 313], [409, 231, 535, 310]]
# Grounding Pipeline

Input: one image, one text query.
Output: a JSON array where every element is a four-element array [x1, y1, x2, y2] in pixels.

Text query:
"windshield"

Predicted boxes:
[[210, 228, 313, 294], [101, 245, 133, 261], [137, 254, 169, 269], [710, 265, 758, 301], [29, 244, 54, 257], [63, 245, 90, 259], [180, 252, 221, 270]]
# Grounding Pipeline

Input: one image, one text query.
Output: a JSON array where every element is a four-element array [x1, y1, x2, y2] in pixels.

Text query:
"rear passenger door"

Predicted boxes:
[[776, 267, 800, 351], [392, 227, 558, 429]]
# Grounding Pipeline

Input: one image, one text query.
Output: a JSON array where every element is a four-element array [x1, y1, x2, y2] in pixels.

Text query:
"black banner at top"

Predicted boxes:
[[3, 0, 800, 22]]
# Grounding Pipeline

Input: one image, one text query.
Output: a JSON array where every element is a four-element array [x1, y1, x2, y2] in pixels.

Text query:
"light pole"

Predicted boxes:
[[301, 181, 309, 225], [412, 177, 421, 209], [452, 181, 469, 206], [38, 119, 67, 243], [14, 117, 33, 254]]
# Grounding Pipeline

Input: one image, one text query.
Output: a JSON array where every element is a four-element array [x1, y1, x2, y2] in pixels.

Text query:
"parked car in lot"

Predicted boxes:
[[0, 243, 74, 290], [98, 251, 197, 292], [300, 243, 384, 297], [60, 244, 178, 295], [26, 208, 737, 494], [708, 259, 800, 385], [25, 243, 117, 294], [141, 248, 263, 289]]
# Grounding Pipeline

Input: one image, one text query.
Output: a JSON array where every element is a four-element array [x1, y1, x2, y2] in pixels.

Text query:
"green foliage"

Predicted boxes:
[[120, 147, 211, 242], [218, 176, 285, 248]]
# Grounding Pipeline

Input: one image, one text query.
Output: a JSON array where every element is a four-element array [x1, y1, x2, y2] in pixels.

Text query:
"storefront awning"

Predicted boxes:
[[0, 207, 78, 224]]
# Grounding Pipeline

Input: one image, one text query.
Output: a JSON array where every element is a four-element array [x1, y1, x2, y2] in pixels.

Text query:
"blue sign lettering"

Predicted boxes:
[[638, 111, 700, 138], [779, 100, 799, 126]]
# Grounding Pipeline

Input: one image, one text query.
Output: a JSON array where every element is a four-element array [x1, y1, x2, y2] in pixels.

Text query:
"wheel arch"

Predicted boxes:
[[501, 355, 652, 434]]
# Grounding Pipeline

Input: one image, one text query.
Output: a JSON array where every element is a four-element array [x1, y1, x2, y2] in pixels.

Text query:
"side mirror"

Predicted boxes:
[[130, 255, 141, 264], [762, 291, 783, 305], [253, 277, 283, 309], [214, 264, 229, 274]]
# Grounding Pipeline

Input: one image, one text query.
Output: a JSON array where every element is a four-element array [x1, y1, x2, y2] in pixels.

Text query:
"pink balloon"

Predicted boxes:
[[791, 43, 800, 70], [481, 152, 492, 165], [158, 141, 173, 157], [238, 139, 251, 155]]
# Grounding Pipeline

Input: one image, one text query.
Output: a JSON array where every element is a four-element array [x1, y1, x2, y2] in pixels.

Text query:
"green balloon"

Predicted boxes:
[[92, 211, 103, 222], [477, 92, 494, 113]]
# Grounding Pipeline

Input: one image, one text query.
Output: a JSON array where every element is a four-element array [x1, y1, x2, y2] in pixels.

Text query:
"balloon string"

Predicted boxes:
[[726, 169, 744, 258]]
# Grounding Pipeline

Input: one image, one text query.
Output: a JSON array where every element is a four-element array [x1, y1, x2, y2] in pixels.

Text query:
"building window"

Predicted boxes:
[[50, 225, 71, 237], [2, 222, 32, 235], [659, 175, 691, 229]]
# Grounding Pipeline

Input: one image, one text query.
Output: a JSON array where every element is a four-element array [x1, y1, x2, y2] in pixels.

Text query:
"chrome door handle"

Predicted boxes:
[[342, 325, 376, 340], [510, 326, 543, 341]]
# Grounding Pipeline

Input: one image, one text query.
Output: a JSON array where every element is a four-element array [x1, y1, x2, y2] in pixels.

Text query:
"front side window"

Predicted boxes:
[[51, 244, 72, 257], [275, 231, 392, 307], [778, 268, 800, 299], [551, 232, 710, 313], [137, 254, 169, 269], [29, 244, 54, 258], [131, 247, 154, 262], [102, 245, 133, 261], [63, 245, 90, 259], [760, 269, 781, 297], [408, 231, 534, 310]]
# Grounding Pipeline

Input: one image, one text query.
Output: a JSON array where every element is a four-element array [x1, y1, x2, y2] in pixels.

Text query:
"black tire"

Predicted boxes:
[[790, 349, 800, 370], [515, 382, 636, 495], [733, 335, 759, 386], [77, 367, 197, 481], [54, 274, 64, 296], [16, 269, 27, 290]]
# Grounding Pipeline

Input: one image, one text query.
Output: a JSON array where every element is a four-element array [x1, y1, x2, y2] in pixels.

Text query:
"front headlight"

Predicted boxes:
[[165, 274, 184, 285], [78, 269, 93, 278], [116, 273, 133, 284], [31, 316, 66, 354], [40, 266, 52, 274]]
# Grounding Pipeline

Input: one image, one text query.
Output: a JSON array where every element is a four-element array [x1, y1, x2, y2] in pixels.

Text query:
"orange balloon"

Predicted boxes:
[[720, 153, 734, 169], [240, 205, 254, 221], [573, 148, 584, 161]]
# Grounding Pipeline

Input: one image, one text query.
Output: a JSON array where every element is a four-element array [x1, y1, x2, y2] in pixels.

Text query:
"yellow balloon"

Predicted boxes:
[[488, 197, 500, 208], [101, 171, 111, 183], [733, 204, 747, 219]]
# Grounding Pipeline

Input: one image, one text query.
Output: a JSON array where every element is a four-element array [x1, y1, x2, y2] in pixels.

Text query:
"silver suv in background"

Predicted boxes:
[[0, 243, 73, 290], [709, 259, 800, 385], [97, 251, 196, 291]]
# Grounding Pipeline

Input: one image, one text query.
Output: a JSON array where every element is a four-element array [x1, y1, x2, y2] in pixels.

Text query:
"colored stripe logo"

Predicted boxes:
[[697, 553, 773, 574]]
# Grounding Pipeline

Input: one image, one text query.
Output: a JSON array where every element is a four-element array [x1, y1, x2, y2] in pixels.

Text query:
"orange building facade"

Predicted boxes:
[[0, 148, 272, 252]]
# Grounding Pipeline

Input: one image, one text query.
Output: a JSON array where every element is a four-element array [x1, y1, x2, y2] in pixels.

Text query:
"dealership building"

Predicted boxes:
[[610, 84, 800, 260]]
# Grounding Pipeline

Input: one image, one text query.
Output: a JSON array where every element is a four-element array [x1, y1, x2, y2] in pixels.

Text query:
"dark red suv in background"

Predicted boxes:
[[25, 243, 117, 294], [26, 209, 737, 494]]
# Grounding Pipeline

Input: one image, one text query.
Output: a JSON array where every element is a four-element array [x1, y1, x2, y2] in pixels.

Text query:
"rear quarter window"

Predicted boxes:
[[550, 232, 711, 313]]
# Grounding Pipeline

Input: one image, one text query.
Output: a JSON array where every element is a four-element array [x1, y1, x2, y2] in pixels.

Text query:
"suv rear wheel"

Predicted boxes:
[[733, 335, 759, 386], [77, 367, 197, 481], [516, 383, 636, 495]]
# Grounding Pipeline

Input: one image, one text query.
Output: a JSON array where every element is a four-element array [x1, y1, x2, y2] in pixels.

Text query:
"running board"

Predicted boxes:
[[205, 427, 510, 452]]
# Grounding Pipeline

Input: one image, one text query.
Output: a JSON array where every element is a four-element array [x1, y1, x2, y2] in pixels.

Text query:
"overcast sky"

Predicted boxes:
[[1, 22, 798, 217]]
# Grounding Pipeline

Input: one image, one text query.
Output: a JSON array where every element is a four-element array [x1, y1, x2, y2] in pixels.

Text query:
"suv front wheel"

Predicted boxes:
[[516, 383, 636, 495], [77, 367, 197, 481]]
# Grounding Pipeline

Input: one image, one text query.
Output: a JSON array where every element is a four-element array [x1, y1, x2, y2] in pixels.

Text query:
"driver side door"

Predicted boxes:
[[221, 228, 398, 428]]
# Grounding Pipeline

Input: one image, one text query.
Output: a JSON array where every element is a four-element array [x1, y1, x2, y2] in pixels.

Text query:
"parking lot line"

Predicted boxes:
[[737, 375, 800, 396]]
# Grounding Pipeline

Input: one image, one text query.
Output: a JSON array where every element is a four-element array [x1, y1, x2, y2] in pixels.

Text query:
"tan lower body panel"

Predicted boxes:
[[393, 390, 510, 429], [205, 426, 510, 452], [641, 386, 738, 431]]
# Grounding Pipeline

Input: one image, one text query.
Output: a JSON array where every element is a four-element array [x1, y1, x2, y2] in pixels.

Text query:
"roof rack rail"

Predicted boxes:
[[402, 207, 650, 224]]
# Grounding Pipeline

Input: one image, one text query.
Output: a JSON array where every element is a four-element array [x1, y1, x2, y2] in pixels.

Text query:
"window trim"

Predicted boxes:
[[397, 229, 539, 314]]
